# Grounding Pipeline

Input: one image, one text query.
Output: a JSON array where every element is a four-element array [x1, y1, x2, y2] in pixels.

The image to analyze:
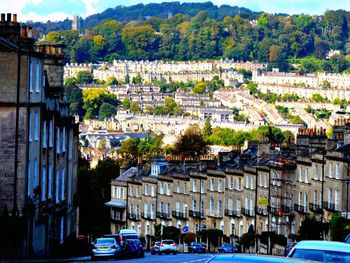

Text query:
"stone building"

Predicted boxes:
[[106, 123, 350, 249], [0, 14, 79, 257]]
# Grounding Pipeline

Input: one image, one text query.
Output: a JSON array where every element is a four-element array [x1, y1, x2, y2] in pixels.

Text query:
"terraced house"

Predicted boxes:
[[107, 122, 350, 250], [0, 14, 79, 257]]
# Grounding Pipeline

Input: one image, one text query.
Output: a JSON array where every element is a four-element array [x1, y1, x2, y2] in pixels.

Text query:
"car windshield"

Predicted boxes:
[[291, 249, 350, 262], [192, 242, 201, 245], [95, 238, 115, 244], [223, 244, 232, 247], [163, 240, 174, 244]]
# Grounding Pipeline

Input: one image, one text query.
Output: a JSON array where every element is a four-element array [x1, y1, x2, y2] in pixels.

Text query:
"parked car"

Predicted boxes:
[[151, 241, 161, 255], [91, 238, 121, 260], [218, 243, 237, 253], [159, 239, 177, 255], [122, 239, 144, 258], [345, 233, 350, 243], [188, 242, 206, 253], [207, 254, 318, 263], [104, 229, 139, 245], [287, 240, 350, 262], [285, 241, 298, 256]]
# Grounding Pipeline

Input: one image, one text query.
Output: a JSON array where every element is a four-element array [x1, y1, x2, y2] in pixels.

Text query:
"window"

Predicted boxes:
[[210, 198, 214, 215], [60, 217, 64, 244], [29, 112, 32, 142], [159, 182, 164, 194], [193, 179, 197, 192], [228, 198, 233, 210], [250, 176, 254, 189], [192, 200, 197, 211], [245, 176, 248, 188], [319, 191, 322, 207], [151, 185, 155, 196], [49, 120, 53, 147], [166, 203, 170, 216], [129, 204, 133, 214], [136, 186, 139, 197], [61, 168, 65, 200], [34, 112, 39, 141], [329, 163, 333, 178], [120, 188, 125, 199], [313, 190, 317, 204], [62, 127, 66, 152], [218, 200, 222, 215], [176, 181, 180, 193], [34, 159, 39, 188], [29, 61, 33, 92], [200, 201, 204, 214], [151, 204, 155, 219], [184, 182, 187, 194], [166, 183, 171, 195], [129, 186, 133, 196], [136, 205, 139, 216], [145, 184, 149, 195], [304, 193, 308, 212], [27, 160, 31, 197], [218, 179, 222, 192], [314, 165, 318, 180], [335, 163, 340, 179], [35, 62, 40, 92], [264, 175, 267, 188], [210, 178, 214, 191], [328, 189, 333, 204], [48, 163, 52, 198], [175, 202, 180, 212], [335, 190, 339, 210], [200, 180, 204, 193], [41, 166, 46, 201], [236, 200, 241, 215], [56, 127, 60, 153], [238, 178, 242, 190], [159, 202, 163, 212], [299, 167, 303, 182], [43, 121, 47, 148], [298, 192, 302, 206], [305, 168, 309, 183], [55, 170, 59, 203], [230, 177, 234, 189]]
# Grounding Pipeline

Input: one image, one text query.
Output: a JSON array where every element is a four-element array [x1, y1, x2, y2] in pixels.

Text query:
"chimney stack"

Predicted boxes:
[[6, 13, 11, 22], [13, 14, 17, 22], [1, 13, 5, 22]]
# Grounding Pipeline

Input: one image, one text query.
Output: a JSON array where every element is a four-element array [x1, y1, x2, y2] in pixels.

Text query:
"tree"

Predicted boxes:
[[203, 117, 212, 139], [193, 82, 206, 94], [132, 75, 142, 84], [130, 101, 141, 113], [174, 125, 208, 159], [76, 71, 93, 84], [330, 214, 350, 241], [312, 93, 325, 102], [122, 98, 131, 110], [118, 138, 139, 165], [99, 102, 116, 120], [299, 215, 324, 240]]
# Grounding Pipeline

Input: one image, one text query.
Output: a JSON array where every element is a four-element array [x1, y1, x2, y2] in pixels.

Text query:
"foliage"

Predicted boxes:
[[276, 106, 305, 125], [78, 158, 119, 236], [65, 85, 86, 117], [193, 82, 206, 94], [174, 125, 209, 159], [203, 117, 212, 139], [299, 215, 323, 240], [99, 102, 116, 120], [198, 229, 223, 247], [330, 214, 350, 241], [161, 226, 181, 243], [241, 225, 255, 249], [183, 232, 196, 244], [76, 71, 93, 84]]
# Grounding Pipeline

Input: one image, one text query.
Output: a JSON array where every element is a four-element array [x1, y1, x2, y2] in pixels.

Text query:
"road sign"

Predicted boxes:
[[183, 226, 189, 233], [258, 198, 268, 206]]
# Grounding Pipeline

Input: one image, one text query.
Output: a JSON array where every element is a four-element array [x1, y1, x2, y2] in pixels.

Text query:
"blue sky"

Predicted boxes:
[[2, 0, 350, 22]]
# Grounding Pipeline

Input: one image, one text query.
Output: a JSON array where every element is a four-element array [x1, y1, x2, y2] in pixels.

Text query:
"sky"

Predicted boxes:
[[1, 0, 350, 22]]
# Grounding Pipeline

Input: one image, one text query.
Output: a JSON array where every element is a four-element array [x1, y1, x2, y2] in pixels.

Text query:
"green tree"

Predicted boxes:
[[299, 215, 324, 240], [193, 82, 206, 94], [76, 71, 93, 84], [132, 74, 142, 84], [312, 93, 325, 102], [203, 117, 212, 139], [122, 98, 131, 110], [99, 102, 116, 120], [130, 101, 141, 113]]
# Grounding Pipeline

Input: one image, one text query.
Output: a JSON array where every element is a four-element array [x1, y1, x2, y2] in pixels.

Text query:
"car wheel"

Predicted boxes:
[[173, 251, 177, 255]]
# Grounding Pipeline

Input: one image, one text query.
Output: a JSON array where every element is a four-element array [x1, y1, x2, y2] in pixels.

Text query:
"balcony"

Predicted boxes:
[[241, 208, 254, 217], [309, 203, 322, 214], [323, 201, 337, 212], [224, 209, 242, 218], [141, 212, 155, 221], [269, 205, 293, 216], [256, 208, 268, 216], [294, 204, 308, 214], [156, 211, 171, 220], [189, 210, 205, 219], [127, 213, 141, 221], [207, 210, 223, 219], [172, 211, 188, 219]]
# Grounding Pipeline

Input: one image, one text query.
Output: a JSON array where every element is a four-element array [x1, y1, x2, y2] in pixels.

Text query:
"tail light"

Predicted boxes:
[[160, 244, 164, 247], [173, 244, 176, 246]]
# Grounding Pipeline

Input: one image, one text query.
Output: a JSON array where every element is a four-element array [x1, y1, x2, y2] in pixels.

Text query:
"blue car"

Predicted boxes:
[[207, 254, 318, 263], [218, 243, 237, 253], [188, 242, 206, 253]]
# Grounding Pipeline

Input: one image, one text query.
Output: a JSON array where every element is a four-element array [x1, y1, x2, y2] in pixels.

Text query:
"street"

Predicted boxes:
[[71, 253, 215, 263]]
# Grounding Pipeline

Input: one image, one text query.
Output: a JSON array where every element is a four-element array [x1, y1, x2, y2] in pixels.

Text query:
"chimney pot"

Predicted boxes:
[[27, 25, 33, 38], [6, 13, 11, 22], [13, 14, 17, 22], [1, 13, 5, 22], [21, 26, 27, 38]]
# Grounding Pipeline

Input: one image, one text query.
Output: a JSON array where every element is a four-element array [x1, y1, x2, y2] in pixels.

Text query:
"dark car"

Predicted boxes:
[[345, 233, 350, 243], [285, 241, 298, 256], [151, 241, 161, 255], [207, 254, 319, 263], [218, 243, 237, 253], [122, 239, 144, 258], [188, 242, 206, 253]]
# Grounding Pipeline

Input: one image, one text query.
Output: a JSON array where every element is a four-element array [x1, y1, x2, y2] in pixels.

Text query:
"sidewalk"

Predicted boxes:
[[0, 256, 91, 263]]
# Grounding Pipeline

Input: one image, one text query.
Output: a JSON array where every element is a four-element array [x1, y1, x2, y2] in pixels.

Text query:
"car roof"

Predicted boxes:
[[95, 238, 115, 241], [291, 240, 350, 253], [208, 254, 318, 263]]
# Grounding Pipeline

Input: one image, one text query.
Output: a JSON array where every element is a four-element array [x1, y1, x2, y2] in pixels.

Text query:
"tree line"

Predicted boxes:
[[43, 9, 350, 73]]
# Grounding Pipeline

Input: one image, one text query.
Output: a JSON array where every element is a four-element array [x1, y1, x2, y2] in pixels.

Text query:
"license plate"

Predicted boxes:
[[99, 246, 108, 250]]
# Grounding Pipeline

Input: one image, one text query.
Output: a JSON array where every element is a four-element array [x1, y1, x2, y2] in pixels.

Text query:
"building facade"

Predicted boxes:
[[0, 14, 79, 257]]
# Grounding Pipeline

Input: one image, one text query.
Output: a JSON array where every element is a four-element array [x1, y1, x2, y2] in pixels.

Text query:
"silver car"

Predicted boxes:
[[91, 237, 121, 260], [287, 240, 350, 262]]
